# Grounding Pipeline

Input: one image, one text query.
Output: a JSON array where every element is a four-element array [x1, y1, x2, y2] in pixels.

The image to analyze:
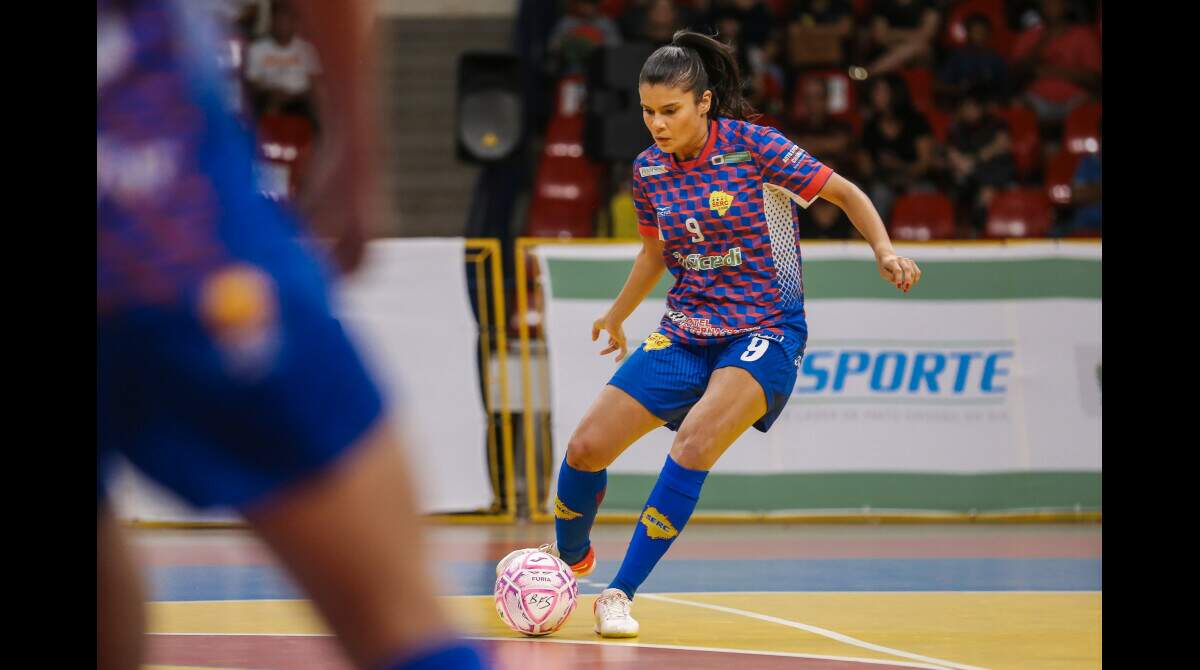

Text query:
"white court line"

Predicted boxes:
[[639, 593, 989, 670]]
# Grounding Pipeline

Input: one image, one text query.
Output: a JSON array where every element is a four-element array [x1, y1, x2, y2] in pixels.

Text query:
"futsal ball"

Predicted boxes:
[[494, 550, 578, 636]]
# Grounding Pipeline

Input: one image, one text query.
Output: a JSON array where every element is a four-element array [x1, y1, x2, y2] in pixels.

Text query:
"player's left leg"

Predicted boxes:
[[97, 504, 145, 670], [597, 366, 768, 637]]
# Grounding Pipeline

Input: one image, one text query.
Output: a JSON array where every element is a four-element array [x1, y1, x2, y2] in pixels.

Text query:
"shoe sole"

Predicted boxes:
[[593, 627, 639, 638]]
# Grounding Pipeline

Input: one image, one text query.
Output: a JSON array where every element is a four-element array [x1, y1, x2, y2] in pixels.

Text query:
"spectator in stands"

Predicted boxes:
[[785, 0, 855, 69], [706, 6, 784, 124], [548, 0, 622, 76], [244, 1, 322, 129], [792, 76, 857, 178], [706, 0, 774, 49], [856, 74, 937, 222], [858, 0, 941, 77], [1010, 0, 1101, 125], [1067, 151, 1100, 234], [945, 88, 1016, 235], [936, 13, 1009, 105], [619, 0, 696, 46]]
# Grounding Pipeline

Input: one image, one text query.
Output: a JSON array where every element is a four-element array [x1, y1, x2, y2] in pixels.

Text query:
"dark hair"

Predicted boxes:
[[964, 12, 992, 32], [638, 29, 759, 122]]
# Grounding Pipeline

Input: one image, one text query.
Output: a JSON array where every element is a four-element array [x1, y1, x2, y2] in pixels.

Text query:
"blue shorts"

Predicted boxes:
[[608, 323, 807, 433]]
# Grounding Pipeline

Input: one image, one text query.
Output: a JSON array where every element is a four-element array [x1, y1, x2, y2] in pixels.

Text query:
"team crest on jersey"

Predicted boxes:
[[709, 190, 733, 216], [640, 165, 668, 177], [640, 506, 679, 540], [642, 332, 672, 351], [554, 497, 582, 521]]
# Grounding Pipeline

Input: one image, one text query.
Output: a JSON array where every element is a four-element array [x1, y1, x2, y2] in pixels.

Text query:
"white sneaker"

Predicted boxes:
[[495, 542, 557, 576], [593, 588, 639, 638]]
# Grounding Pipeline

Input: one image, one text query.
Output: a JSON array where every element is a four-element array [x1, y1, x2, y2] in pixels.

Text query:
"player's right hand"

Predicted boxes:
[[593, 316, 628, 363]]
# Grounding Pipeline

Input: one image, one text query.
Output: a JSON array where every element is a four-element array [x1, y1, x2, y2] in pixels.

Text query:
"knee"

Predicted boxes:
[[669, 430, 717, 471], [565, 431, 610, 472]]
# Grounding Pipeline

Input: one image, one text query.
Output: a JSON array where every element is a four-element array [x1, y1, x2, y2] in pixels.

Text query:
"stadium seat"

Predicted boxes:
[[924, 107, 951, 143], [985, 188, 1053, 238], [899, 68, 934, 114], [942, 0, 1013, 58], [1063, 102, 1101, 154], [889, 192, 956, 240], [994, 104, 1040, 178], [255, 112, 314, 201], [1044, 150, 1083, 205], [526, 154, 604, 238]]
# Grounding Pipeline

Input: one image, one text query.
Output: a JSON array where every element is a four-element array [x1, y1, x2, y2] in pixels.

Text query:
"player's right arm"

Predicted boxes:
[[594, 173, 667, 362]]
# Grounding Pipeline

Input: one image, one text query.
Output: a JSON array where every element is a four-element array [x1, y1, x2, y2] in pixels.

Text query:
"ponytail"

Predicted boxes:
[[639, 29, 759, 123]]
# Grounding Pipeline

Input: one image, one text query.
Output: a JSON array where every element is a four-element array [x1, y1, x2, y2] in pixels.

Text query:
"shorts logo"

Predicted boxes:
[[709, 190, 733, 216], [554, 497, 581, 521], [640, 165, 668, 177], [640, 506, 678, 540], [642, 332, 672, 351]]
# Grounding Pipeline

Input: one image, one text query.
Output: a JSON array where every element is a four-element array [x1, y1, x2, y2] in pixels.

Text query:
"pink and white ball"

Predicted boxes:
[[494, 550, 578, 636]]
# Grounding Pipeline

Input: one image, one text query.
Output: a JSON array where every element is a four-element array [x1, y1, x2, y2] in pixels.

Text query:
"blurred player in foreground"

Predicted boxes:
[[97, 1, 489, 668], [500, 30, 922, 637]]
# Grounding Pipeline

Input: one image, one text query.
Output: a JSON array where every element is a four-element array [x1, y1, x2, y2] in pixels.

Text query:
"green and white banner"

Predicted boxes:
[[537, 241, 1101, 515]]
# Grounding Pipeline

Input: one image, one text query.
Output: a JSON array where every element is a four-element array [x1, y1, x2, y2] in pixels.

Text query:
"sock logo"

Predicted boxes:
[[554, 497, 582, 520], [639, 506, 678, 540]]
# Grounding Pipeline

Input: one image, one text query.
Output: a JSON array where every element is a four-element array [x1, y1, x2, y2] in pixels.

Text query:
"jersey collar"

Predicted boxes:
[[665, 118, 719, 172]]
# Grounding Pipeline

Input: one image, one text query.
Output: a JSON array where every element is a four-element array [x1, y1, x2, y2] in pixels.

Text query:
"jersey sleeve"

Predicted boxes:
[[753, 126, 834, 208], [631, 168, 660, 239]]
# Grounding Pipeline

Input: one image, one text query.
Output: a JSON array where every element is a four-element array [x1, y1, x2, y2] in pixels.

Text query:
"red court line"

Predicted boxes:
[[147, 634, 930, 669]]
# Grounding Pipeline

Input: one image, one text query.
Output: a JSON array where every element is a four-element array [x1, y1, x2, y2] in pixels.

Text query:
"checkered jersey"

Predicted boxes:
[[631, 117, 834, 345]]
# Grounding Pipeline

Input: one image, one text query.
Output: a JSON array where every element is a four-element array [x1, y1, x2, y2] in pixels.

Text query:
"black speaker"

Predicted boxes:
[[584, 44, 656, 162], [456, 52, 523, 163]]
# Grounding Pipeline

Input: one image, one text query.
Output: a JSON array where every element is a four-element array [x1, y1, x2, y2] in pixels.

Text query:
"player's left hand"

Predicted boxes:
[[876, 253, 922, 293]]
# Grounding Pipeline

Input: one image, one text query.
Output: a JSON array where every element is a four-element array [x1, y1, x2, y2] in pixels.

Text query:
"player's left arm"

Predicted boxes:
[[816, 173, 921, 293], [754, 126, 920, 293]]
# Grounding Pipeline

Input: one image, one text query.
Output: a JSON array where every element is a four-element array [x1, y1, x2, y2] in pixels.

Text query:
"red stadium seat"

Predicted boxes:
[[924, 107, 951, 143], [890, 192, 956, 240], [994, 104, 1040, 178], [526, 155, 604, 238], [1044, 150, 1083, 205], [942, 0, 1013, 58], [255, 113, 314, 201], [1063, 102, 1101, 154], [899, 68, 934, 114], [985, 188, 1053, 238]]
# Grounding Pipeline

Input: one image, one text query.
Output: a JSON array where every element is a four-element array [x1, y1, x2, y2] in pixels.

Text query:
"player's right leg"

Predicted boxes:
[[497, 384, 663, 577]]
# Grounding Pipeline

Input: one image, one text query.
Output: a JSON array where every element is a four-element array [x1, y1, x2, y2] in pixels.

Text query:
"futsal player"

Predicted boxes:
[[97, 1, 489, 668], [498, 30, 922, 637]]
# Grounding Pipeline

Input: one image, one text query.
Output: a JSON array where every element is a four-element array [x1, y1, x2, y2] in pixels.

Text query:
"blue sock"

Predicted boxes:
[[379, 641, 486, 670], [554, 457, 607, 565], [609, 455, 707, 599]]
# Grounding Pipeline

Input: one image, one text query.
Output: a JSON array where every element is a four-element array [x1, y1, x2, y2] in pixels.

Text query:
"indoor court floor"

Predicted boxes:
[[136, 522, 1101, 670]]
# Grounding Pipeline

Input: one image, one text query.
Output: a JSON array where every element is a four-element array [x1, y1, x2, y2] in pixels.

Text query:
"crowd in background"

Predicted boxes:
[[539, 0, 1101, 239]]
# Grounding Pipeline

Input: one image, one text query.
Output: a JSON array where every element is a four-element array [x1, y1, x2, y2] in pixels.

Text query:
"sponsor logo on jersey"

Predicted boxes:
[[672, 246, 743, 271], [642, 332, 672, 351], [554, 497, 582, 521], [711, 150, 752, 166], [640, 506, 678, 540], [782, 145, 803, 166], [709, 190, 733, 216], [640, 165, 668, 177], [655, 205, 672, 219]]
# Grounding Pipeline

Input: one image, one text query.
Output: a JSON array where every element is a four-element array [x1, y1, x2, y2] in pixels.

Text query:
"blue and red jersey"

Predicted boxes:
[[631, 116, 834, 345]]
